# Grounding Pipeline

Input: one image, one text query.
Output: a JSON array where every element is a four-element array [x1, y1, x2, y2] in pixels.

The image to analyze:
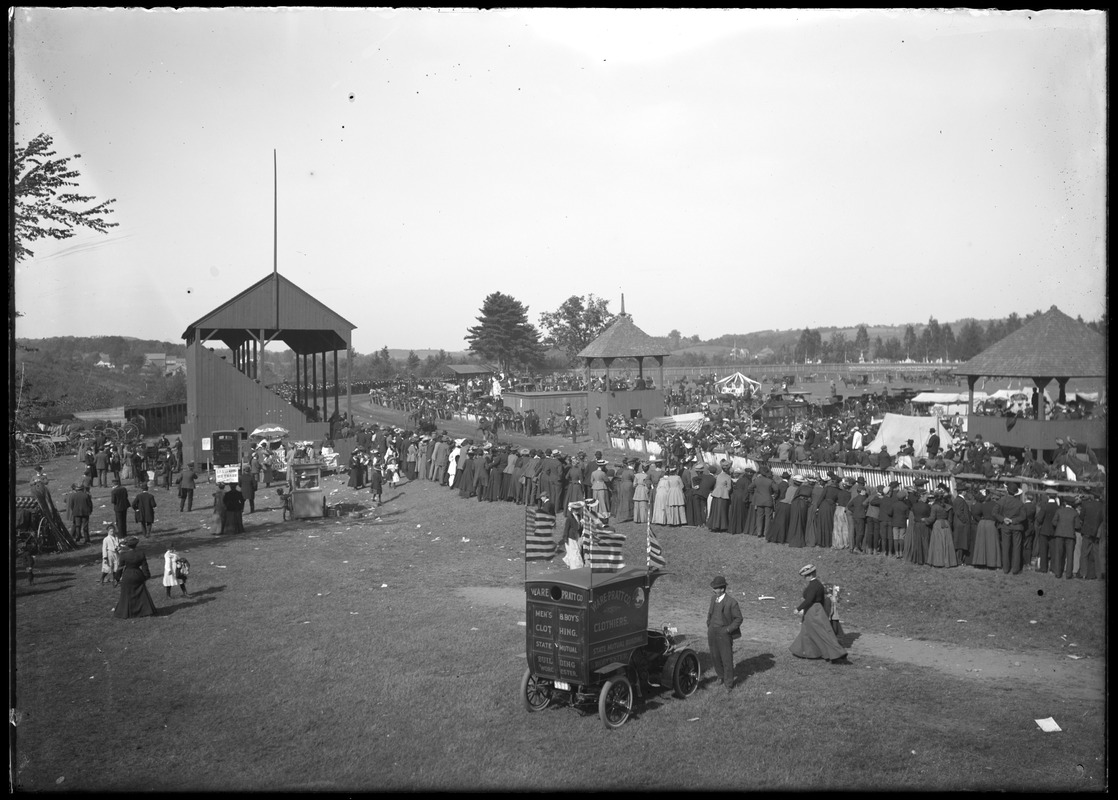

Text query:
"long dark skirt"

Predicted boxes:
[[728, 497, 750, 535], [772, 502, 791, 545], [787, 500, 809, 548], [790, 604, 846, 660], [817, 502, 835, 548], [707, 497, 730, 532], [114, 570, 157, 619]]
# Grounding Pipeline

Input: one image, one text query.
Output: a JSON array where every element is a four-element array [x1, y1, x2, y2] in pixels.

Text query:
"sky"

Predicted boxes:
[[12, 8, 1107, 355]]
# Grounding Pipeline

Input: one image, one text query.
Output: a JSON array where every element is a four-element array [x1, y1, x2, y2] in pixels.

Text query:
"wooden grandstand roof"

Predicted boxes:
[[576, 313, 669, 361], [957, 306, 1106, 378], [181, 272, 356, 353]]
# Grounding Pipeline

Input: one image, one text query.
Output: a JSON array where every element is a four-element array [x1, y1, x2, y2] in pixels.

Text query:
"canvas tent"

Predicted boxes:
[[864, 414, 954, 461], [647, 412, 705, 433], [911, 391, 987, 417], [715, 372, 762, 397]]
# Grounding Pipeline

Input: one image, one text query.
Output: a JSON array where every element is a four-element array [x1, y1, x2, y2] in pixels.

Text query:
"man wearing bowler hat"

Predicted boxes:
[[706, 575, 743, 693]]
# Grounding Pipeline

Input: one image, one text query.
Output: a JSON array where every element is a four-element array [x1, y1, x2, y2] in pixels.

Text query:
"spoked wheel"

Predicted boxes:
[[663, 649, 701, 698], [598, 676, 633, 729], [520, 669, 553, 712]]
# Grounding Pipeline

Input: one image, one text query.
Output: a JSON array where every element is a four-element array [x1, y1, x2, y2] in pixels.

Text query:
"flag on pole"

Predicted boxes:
[[587, 507, 626, 572], [647, 518, 666, 572], [525, 506, 557, 560]]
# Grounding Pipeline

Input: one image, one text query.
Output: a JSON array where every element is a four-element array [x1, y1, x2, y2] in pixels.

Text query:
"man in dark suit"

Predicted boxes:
[[239, 465, 257, 514], [223, 483, 245, 534], [926, 427, 941, 459], [67, 483, 93, 544], [131, 483, 157, 537], [706, 575, 743, 693], [750, 465, 777, 538], [111, 478, 131, 536], [996, 481, 1027, 574], [695, 464, 716, 528]]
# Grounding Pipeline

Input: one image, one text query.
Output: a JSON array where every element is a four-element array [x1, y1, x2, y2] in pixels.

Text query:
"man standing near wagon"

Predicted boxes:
[[111, 478, 131, 536], [706, 575, 743, 693]]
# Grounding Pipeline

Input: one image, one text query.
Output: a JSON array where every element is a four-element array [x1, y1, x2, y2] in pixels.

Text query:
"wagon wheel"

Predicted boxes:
[[102, 426, 120, 443], [121, 422, 141, 440], [598, 676, 633, 729], [520, 668, 553, 713], [18, 444, 39, 467], [661, 649, 701, 699]]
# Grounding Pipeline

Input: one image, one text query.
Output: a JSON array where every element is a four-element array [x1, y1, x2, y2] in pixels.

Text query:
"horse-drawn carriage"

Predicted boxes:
[[521, 566, 700, 729]]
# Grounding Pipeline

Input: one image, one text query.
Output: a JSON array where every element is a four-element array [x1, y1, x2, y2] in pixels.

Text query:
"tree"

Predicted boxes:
[[14, 132, 118, 262], [406, 351, 421, 373], [537, 294, 615, 361], [667, 329, 682, 350], [829, 331, 849, 362], [902, 325, 918, 360], [465, 292, 544, 373], [853, 325, 870, 361]]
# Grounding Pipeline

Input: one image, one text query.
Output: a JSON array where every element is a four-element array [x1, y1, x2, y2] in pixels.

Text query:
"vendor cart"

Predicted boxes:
[[521, 565, 700, 729], [286, 460, 327, 519]]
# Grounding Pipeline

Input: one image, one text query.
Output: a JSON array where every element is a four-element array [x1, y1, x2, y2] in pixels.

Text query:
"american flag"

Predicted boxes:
[[524, 506, 557, 561], [647, 518, 667, 571], [584, 502, 626, 572]]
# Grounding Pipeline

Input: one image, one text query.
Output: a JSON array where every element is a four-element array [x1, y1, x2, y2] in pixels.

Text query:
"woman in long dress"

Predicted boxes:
[[817, 476, 839, 548], [786, 477, 811, 548], [632, 464, 650, 523], [728, 471, 751, 535], [804, 478, 824, 547], [114, 536, 157, 619], [614, 460, 634, 523], [831, 479, 852, 551], [925, 489, 958, 567], [789, 564, 848, 662], [970, 489, 1002, 569], [706, 464, 732, 533], [665, 470, 687, 527], [772, 477, 795, 545], [653, 469, 686, 526], [904, 489, 931, 566], [951, 488, 973, 565]]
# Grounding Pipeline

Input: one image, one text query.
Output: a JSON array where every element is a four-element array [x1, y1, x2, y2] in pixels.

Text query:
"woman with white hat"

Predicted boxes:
[[790, 564, 848, 663]]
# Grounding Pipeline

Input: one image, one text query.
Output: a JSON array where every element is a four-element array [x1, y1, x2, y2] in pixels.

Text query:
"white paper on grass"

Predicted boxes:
[[1035, 717, 1061, 733]]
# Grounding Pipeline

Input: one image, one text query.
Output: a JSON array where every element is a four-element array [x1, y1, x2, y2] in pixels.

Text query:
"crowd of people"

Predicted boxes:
[[336, 414, 1107, 581]]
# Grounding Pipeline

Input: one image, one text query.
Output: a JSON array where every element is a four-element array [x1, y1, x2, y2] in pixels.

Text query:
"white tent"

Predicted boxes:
[[647, 412, 706, 433], [911, 391, 987, 417], [715, 372, 762, 397], [864, 414, 955, 461]]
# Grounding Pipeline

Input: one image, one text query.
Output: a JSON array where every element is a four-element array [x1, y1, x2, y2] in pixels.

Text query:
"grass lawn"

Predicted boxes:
[[11, 415, 1106, 791]]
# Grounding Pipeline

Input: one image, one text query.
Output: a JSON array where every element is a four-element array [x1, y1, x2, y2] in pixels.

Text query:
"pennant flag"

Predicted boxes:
[[647, 518, 666, 572], [587, 510, 626, 572], [525, 506, 557, 560]]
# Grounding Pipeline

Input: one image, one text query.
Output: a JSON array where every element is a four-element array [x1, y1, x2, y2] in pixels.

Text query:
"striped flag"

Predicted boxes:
[[525, 506, 557, 560], [587, 508, 626, 572], [647, 518, 666, 572]]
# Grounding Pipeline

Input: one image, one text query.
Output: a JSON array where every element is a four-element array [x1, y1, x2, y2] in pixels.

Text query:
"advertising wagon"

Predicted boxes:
[[521, 565, 700, 729]]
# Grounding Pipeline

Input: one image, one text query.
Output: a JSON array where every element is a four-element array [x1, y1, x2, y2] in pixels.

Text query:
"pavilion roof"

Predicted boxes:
[[576, 314, 670, 361], [957, 306, 1106, 378]]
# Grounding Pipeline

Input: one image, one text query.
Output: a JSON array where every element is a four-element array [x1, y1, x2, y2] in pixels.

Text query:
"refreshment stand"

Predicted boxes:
[[286, 442, 327, 519]]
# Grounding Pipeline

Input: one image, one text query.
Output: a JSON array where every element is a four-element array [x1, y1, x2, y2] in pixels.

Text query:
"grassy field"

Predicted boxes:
[[11, 412, 1106, 791]]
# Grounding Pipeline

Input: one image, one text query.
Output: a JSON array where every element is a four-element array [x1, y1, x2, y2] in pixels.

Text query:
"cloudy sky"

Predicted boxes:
[[13, 8, 1107, 354]]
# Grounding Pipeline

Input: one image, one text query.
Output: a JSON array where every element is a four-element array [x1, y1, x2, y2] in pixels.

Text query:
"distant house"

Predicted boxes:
[[143, 352, 187, 376], [96, 353, 115, 369]]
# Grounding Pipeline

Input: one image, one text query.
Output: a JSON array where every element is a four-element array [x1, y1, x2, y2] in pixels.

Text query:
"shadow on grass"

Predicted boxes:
[[157, 584, 226, 616], [16, 584, 73, 597], [840, 631, 862, 648]]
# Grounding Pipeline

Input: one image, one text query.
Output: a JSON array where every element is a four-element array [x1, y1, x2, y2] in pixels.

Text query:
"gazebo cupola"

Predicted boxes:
[[576, 296, 670, 443]]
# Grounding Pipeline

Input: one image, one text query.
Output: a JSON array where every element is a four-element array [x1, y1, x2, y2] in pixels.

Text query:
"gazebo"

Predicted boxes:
[[957, 306, 1106, 459], [576, 300, 670, 443]]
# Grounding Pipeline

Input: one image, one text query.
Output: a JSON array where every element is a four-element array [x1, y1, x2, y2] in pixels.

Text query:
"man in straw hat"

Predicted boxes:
[[706, 575, 743, 693]]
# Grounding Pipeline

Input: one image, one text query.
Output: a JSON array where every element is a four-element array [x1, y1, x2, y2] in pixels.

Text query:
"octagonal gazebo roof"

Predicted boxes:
[[957, 306, 1105, 379]]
